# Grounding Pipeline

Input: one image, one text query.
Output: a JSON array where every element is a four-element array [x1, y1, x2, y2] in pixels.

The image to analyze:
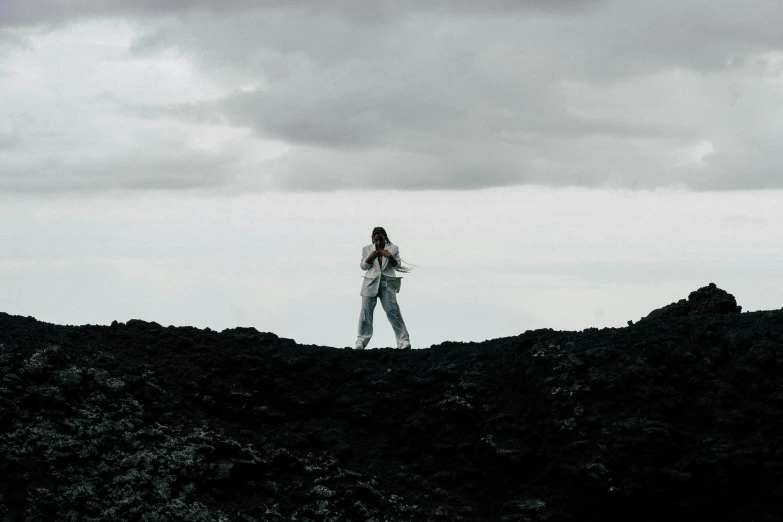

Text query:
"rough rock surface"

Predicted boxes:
[[643, 282, 742, 320], [0, 289, 782, 521]]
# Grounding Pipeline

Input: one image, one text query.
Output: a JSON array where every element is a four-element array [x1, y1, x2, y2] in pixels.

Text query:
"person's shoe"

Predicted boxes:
[[397, 343, 411, 350], [354, 342, 365, 350]]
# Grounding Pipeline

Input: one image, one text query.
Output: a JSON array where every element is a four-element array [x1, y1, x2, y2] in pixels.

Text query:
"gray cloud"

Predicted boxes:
[[0, 27, 28, 54], [0, 128, 19, 151], [0, 1, 604, 28], [0, 144, 239, 193], [1, 1, 782, 192]]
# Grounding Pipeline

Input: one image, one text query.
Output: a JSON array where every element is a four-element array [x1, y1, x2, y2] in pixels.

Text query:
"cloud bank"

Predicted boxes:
[[1, 1, 782, 192]]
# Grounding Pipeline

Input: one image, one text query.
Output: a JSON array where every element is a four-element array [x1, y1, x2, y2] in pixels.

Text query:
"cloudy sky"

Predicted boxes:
[[1, 1, 781, 348]]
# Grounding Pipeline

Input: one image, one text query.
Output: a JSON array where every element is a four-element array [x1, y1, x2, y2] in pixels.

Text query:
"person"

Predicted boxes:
[[355, 226, 412, 350]]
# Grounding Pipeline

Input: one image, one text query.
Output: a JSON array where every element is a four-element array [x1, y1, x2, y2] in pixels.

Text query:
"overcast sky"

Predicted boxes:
[[1, 2, 781, 348]]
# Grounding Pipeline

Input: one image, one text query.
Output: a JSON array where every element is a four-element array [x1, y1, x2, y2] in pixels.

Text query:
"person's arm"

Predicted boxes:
[[365, 251, 381, 265], [361, 249, 378, 270], [380, 248, 398, 267], [391, 246, 401, 268]]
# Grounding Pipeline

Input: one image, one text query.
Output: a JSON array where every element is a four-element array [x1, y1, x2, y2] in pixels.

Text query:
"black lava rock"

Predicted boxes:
[[0, 286, 781, 521], [644, 283, 742, 320]]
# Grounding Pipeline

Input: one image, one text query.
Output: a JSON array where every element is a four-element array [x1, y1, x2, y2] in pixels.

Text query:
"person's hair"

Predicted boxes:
[[372, 226, 390, 243], [371, 226, 414, 273]]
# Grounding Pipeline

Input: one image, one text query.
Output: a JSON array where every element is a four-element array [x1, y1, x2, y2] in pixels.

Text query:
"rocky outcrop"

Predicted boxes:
[[0, 289, 781, 521], [643, 283, 742, 321]]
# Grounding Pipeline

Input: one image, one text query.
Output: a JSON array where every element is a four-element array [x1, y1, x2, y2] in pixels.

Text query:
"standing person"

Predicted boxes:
[[355, 226, 412, 350]]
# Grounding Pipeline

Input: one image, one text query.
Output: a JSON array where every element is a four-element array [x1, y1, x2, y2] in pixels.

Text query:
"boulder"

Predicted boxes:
[[644, 283, 741, 320]]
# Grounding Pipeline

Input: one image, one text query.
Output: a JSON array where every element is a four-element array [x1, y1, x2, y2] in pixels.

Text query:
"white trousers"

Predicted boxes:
[[356, 279, 410, 348]]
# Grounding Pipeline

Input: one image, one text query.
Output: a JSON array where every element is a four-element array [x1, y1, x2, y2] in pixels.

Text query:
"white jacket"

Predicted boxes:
[[359, 243, 403, 296]]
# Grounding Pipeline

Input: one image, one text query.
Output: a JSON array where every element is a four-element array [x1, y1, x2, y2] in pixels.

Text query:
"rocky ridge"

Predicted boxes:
[[0, 285, 782, 521], [642, 282, 742, 320]]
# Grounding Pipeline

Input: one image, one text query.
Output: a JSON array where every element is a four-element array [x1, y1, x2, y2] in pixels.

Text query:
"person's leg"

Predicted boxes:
[[356, 295, 377, 348], [378, 282, 411, 349]]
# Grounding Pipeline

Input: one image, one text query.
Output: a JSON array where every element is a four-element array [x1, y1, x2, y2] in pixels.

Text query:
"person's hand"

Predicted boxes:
[[379, 249, 392, 258]]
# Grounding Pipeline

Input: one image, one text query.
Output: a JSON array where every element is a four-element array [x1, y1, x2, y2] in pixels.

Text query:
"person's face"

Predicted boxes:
[[373, 233, 386, 250]]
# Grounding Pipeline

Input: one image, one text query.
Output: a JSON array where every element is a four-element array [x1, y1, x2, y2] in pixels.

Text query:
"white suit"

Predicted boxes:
[[356, 243, 411, 349]]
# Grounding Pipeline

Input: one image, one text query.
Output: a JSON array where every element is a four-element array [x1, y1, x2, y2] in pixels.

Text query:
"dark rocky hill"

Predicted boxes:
[[642, 282, 743, 320], [0, 285, 781, 521]]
